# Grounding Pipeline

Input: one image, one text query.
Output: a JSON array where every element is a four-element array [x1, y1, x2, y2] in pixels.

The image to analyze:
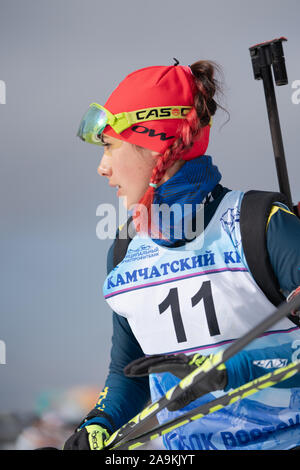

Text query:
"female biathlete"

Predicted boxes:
[[64, 61, 300, 450]]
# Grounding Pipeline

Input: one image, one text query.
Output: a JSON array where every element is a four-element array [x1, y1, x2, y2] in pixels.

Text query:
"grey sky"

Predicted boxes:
[[0, 0, 299, 413]]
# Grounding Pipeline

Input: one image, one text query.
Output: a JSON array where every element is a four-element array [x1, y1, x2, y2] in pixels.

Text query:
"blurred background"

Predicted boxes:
[[0, 0, 299, 449]]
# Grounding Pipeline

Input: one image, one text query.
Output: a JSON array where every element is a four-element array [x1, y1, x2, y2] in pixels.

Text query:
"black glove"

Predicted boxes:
[[63, 409, 110, 450], [124, 353, 227, 411]]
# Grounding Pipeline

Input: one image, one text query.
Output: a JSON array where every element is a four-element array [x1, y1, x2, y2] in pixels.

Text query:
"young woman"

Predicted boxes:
[[64, 61, 300, 450]]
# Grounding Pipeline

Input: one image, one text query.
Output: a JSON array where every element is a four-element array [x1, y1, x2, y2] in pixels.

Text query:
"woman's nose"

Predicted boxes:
[[97, 155, 112, 177]]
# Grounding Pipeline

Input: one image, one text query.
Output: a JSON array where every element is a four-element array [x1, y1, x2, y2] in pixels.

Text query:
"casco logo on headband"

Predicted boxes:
[[132, 125, 175, 141], [135, 107, 191, 121]]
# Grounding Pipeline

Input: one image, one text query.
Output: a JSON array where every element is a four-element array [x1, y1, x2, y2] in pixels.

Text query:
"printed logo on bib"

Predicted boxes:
[[220, 207, 241, 248], [253, 359, 289, 369], [123, 244, 159, 263]]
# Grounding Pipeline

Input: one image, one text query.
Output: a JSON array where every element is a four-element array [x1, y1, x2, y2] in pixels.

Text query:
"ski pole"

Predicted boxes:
[[114, 359, 300, 450], [35, 355, 300, 452], [103, 292, 300, 450], [249, 37, 299, 217], [39, 294, 300, 452]]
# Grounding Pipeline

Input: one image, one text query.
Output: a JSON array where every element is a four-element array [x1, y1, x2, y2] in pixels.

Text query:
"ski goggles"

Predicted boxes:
[[77, 103, 193, 146]]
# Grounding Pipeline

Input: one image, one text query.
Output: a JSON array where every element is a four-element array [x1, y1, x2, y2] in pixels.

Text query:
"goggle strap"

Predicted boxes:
[[108, 106, 195, 134]]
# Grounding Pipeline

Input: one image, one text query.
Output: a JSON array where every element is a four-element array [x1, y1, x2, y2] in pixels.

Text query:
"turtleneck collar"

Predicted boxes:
[[151, 155, 222, 246]]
